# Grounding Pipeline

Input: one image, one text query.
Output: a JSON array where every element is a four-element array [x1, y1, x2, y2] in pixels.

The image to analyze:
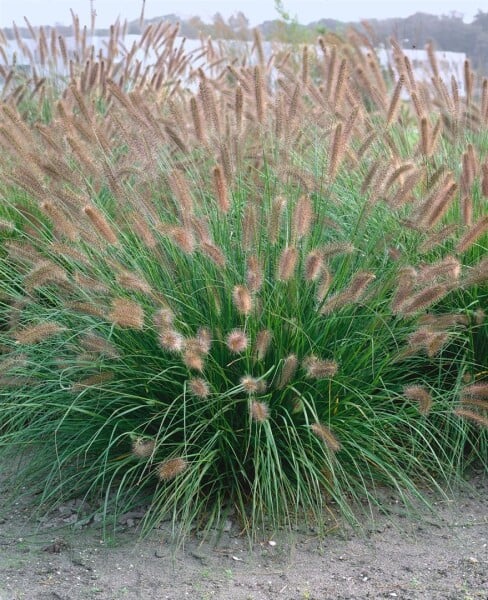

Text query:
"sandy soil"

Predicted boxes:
[[0, 468, 487, 600]]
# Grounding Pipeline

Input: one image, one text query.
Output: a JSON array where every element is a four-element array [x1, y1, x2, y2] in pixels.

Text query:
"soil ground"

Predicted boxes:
[[0, 467, 487, 600]]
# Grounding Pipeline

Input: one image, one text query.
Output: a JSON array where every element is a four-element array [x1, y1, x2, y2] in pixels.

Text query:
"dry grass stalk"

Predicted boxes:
[[80, 333, 120, 358], [242, 204, 257, 251], [316, 267, 333, 303], [420, 117, 432, 157], [416, 256, 460, 285], [24, 260, 68, 292], [72, 372, 114, 391], [254, 65, 265, 124], [305, 250, 323, 281], [386, 75, 404, 125], [327, 122, 343, 182], [41, 202, 79, 241], [200, 242, 226, 267]]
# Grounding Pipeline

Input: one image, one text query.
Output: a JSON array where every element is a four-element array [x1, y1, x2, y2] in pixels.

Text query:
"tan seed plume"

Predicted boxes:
[[83, 205, 118, 244], [250, 400, 269, 423], [14, 322, 65, 344], [311, 423, 341, 452], [404, 385, 433, 415], [157, 457, 188, 481], [109, 299, 145, 329]]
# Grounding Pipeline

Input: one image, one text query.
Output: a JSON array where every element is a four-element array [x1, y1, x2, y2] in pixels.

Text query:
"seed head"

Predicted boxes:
[[132, 438, 155, 458], [226, 329, 248, 354], [461, 383, 488, 400], [293, 195, 314, 241], [153, 308, 175, 330], [303, 356, 339, 379], [310, 423, 341, 452], [255, 329, 272, 361], [157, 457, 188, 481], [241, 375, 260, 393], [250, 400, 269, 423], [183, 349, 204, 372], [277, 354, 298, 389], [14, 322, 65, 344], [246, 256, 263, 293], [109, 299, 145, 329], [403, 385, 433, 415], [196, 327, 212, 354], [305, 250, 323, 281], [189, 377, 210, 398], [232, 285, 253, 316], [454, 408, 488, 429], [83, 205, 118, 244], [277, 246, 298, 281], [159, 329, 184, 353]]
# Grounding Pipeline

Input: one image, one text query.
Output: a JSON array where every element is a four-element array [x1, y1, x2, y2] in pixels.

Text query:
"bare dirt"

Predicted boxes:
[[0, 468, 487, 600]]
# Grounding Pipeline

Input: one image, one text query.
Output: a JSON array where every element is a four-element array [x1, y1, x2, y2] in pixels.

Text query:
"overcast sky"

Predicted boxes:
[[0, 0, 484, 28]]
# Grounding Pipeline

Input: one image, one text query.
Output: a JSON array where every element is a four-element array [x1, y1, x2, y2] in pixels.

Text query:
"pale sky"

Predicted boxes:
[[0, 0, 484, 28]]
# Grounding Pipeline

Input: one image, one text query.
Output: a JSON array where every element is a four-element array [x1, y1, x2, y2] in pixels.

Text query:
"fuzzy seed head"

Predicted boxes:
[[303, 356, 339, 379], [153, 308, 174, 330], [241, 375, 260, 393], [293, 195, 314, 240], [14, 322, 65, 344], [246, 256, 263, 293], [255, 329, 272, 360], [250, 400, 269, 423], [232, 285, 253, 316], [196, 327, 212, 354], [226, 329, 248, 354], [277, 246, 298, 281], [132, 438, 155, 458], [310, 423, 341, 452], [189, 377, 210, 398], [157, 457, 188, 481], [404, 385, 433, 415], [183, 349, 204, 372], [461, 383, 488, 400], [83, 205, 118, 244], [305, 250, 323, 281], [277, 354, 298, 389], [159, 330, 184, 353], [454, 408, 488, 429], [109, 299, 145, 329]]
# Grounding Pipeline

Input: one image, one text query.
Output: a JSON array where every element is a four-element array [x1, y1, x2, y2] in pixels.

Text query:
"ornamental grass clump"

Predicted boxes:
[[0, 15, 486, 544]]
